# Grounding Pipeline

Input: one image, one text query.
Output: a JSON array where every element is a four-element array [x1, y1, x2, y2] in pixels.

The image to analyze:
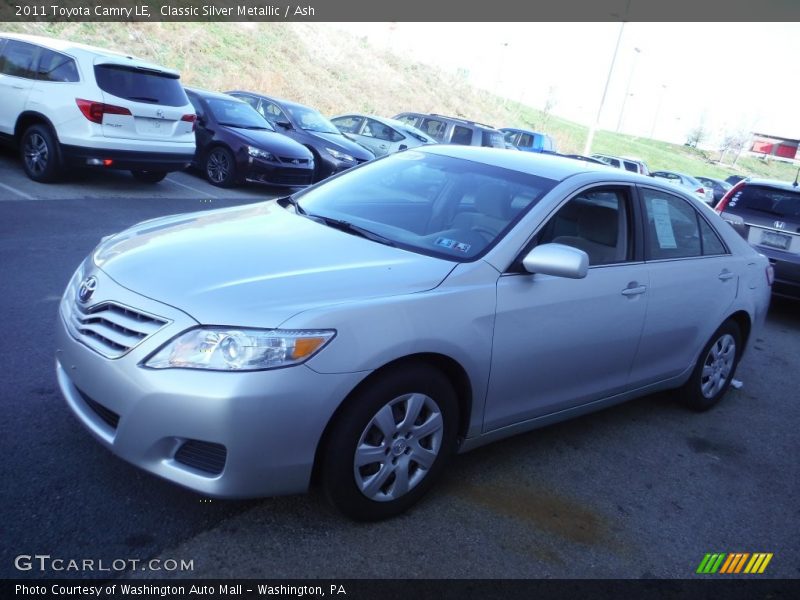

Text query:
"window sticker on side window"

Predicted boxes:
[[435, 237, 471, 253], [650, 198, 678, 249]]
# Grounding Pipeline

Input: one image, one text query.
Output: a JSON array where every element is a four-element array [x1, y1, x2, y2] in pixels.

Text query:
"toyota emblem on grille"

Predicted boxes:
[[78, 276, 98, 303]]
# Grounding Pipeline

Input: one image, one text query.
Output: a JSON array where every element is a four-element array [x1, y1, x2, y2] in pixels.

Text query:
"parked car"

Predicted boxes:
[[716, 178, 800, 299], [0, 32, 196, 183], [330, 113, 434, 157], [556, 153, 609, 165], [695, 175, 733, 206], [393, 112, 506, 148], [226, 90, 373, 182], [500, 128, 556, 153], [57, 146, 771, 521], [726, 175, 747, 186], [591, 153, 648, 174], [184, 87, 313, 188], [651, 170, 713, 204]]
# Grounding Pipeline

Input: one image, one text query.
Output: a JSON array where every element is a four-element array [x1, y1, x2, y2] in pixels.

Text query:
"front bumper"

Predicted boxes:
[[243, 155, 314, 187], [55, 267, 366, 498]]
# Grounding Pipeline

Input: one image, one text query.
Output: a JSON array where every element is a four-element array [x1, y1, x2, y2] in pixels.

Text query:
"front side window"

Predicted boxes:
[[294, 151, 557, 261], [94, 64, 188, 106], [0, 40, 39, 79], [536, 187, 632, 266], [450, 125, 472, 145]]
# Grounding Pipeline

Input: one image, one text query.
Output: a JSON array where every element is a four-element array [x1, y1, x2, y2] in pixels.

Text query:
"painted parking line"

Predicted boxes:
[[0, 180, 36, 201], [164, 176, 220, 199]]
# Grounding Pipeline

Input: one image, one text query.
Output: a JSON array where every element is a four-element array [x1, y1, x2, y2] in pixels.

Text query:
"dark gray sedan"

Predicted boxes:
[[56, 147, 772, 521]]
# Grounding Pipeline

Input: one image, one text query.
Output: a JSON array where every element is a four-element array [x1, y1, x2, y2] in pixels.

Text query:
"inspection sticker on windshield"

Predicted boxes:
[[650, 198, 677, 249], [435, 237, 471, 253]]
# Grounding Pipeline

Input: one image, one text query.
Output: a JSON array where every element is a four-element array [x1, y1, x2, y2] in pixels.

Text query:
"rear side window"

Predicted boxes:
[[482, 130, 505, 148], [727, 184, 800, 219], [37, 49, 79, 82], [0, 40, 39, 79], [451, 125, 472, 145], [642, 188, 727, 260], [94, 64, 188, 106], [622, 160, 638, 173]]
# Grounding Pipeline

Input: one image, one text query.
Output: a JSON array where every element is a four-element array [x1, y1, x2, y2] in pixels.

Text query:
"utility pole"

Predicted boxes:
[[616, 47, 641, 133], [650, 84, 668, 139], [583, 22, 625, 156]]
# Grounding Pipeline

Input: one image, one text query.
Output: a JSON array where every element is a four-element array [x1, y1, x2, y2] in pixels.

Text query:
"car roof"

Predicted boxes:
[[229, 91, 317, 113], [184, 87, 246, 103], [419, 145, 651, 182], [744, 178, 800, 193], [0, 31, 177, 75], [500, 127, 548, 136]]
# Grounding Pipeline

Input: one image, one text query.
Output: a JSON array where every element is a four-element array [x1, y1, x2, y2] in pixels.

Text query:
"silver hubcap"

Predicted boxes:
[[354, 393, 444, 502], [207, 150, 230, 183], [24, 133, 49, 175], [700, 333, 736, 398]]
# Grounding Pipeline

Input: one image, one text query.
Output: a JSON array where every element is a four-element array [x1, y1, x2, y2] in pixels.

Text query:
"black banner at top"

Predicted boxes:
[[1, 0, 799, 22]]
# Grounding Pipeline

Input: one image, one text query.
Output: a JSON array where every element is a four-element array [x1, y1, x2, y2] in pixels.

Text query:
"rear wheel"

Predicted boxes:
[[131, 170, 167, 183], [678, 320, 742, 411], [204, 147, 238, 187], [320, 364, 458, 521], [21, 124, 62, 183]]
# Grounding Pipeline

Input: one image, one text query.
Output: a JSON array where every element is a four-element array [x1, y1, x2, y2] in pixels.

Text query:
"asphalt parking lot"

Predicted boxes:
[[1, 150, 798, 580]]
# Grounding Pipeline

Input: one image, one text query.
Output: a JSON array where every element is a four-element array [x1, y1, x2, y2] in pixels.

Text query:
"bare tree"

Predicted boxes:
[[719, 129, 750, 165], [686, 122, 708, 148], [540, 86, 558, 130]]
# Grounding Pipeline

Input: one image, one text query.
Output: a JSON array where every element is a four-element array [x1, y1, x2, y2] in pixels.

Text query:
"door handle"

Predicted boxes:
[[621, 285, 647, 296], [718, 270, 735, 281], [12, 85, 26, 89]]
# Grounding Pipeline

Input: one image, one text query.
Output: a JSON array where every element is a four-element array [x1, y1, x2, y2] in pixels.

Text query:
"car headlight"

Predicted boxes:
[[326, 148, 355, 162], [144, 328, 336, 371], [247, 146, 276, 161]]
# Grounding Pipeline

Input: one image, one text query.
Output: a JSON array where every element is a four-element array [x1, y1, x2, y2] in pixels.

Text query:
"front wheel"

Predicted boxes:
[[131, 170, 167, 183], [678, 320, 742, 411], [320, 364, 459, 521], [204, 146, 238, 187]]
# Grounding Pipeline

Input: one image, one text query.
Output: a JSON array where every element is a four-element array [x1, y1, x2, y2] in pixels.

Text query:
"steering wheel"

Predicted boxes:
[[470, 226, 498, 243]]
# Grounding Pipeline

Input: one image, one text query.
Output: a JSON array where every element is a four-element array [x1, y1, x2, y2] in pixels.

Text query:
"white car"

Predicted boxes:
[[0, 32, 196, 183], [651, 170, 714, 204], [331, 113, 434, 157]]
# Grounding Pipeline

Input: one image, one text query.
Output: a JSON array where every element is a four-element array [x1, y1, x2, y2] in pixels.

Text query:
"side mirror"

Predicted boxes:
[[398, 144, 408, 151], [521, 243, 589, 279], [276, 120, 293, 130]]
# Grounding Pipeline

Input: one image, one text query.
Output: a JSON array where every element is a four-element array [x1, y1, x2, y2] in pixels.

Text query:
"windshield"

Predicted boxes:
[[285, 104, 339, 134], [207, 98, 275, 130], [293, 151, 557, 261]]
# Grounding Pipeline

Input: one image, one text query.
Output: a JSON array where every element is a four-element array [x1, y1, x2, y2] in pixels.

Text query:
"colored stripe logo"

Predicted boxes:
[[696, 553, 773, 574]]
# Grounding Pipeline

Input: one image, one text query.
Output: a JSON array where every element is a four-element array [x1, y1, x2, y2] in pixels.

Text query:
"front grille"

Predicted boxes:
[[261, 168, 313, 186], [277, 156, 311, 166], [77, 388, 120, 429], [64, 300, 168, 359], [174, 440, 227, 475]]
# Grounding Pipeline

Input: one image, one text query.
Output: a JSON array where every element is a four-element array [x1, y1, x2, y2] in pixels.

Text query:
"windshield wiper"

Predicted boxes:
[[303, 128, 337, 134], [127, 96, 159, 103], [305, 214, 396, 246], [280, 195, 306, 215]]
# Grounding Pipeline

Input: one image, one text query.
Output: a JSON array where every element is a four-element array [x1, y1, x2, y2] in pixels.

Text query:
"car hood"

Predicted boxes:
[[224, 126, 313, 159], [93, 202, 455, 327], [304, 130, 374, 160]]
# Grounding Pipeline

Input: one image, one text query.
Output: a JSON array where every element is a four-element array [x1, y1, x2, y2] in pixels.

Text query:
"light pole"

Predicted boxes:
[[650, 84, 668, 139], [583, 22, 625, 156], [615, 47, 641, 133]]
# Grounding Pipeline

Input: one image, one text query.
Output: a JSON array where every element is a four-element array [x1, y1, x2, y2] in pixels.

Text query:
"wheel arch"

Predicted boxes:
[[15, 111, 60, 144], [726, 310, 752, 348], [310, 352, 473, 484]]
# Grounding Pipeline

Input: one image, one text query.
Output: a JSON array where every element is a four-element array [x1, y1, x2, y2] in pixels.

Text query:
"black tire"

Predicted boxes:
[[20, 124, 62, 183], [204, 146, 238, 187], [320, 363, 459, 521], [678, 320, 742, 411], [131, 170, 167, 183]]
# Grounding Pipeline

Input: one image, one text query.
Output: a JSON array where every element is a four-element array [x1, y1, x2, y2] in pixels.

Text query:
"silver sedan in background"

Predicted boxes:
[[651, 169, 715, 204], [330, 113, 434, 157], [56, 147, 772, 521]]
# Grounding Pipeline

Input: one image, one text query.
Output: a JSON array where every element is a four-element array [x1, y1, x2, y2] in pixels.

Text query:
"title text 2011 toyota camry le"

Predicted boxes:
[[56, 147, 772, 520]]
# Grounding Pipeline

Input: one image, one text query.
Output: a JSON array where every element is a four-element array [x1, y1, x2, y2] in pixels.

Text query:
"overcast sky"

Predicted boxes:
[[335, 22, 800, 146]]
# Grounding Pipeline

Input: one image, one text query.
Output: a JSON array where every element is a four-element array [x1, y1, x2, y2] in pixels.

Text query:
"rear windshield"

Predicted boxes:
[[728, 184, 800, 219], [482, 130, 506, 148], [94, 64, 188, 107]]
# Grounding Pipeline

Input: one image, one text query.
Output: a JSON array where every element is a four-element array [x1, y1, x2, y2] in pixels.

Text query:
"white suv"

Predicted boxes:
[[0, 33, 196, 183]]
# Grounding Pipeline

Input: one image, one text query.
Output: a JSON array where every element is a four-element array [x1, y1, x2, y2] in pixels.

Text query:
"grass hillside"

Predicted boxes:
[[5, 21, 798, 183]]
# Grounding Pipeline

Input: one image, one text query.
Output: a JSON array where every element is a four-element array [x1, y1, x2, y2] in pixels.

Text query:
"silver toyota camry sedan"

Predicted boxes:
[[56, 146, 772, 520]]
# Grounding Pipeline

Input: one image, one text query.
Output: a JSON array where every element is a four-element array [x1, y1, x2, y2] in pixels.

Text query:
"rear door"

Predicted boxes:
[[628, 186, 738, 387], [92, 61, 194, 144], [0, 39, 39, 135]]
